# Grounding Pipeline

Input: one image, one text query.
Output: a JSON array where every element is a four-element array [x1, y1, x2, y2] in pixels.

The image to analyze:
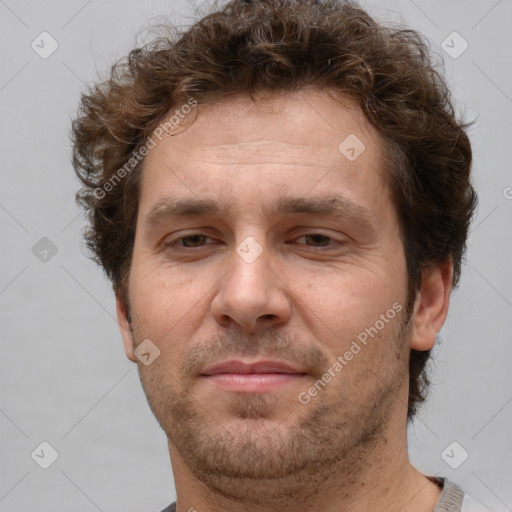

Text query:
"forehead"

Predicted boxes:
[[138, 89, 390, 220], [157, 90, 381, 158]]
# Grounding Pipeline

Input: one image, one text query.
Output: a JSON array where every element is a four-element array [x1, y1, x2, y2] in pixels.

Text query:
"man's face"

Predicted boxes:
[[119, 89, 414, 497]]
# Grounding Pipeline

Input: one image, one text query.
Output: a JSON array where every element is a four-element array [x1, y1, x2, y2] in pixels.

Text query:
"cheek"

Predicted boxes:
[[298, 268, 406, 351], [128, 262, 210, 351]]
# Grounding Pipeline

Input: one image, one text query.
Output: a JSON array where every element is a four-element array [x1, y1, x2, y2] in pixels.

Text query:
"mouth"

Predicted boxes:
[[200, 360, 308, 393]]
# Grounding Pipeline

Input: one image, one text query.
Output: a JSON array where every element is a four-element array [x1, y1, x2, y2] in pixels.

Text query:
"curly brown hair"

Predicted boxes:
[[71, 0, 477, 420]]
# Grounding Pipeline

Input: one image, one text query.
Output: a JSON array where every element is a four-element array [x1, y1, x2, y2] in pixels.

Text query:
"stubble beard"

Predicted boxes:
[[136, 311, 412, 506]]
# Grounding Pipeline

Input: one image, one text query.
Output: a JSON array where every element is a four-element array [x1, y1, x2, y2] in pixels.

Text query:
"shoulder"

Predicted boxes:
[[157, 503, 176, 512], [159, 485, 493, 512], [434, 477, 492, 512]]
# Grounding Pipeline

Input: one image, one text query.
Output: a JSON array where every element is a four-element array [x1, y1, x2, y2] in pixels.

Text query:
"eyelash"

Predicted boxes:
[[163, 233, 342, 250]]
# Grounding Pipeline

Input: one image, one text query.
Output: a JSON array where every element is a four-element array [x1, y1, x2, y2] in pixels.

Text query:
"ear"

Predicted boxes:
[[116, 294, 136, 362], [410, 260, 453, 351]]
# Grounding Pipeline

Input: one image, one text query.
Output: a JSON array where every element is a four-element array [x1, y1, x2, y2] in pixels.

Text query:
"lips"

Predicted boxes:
[[202, 360, 306, 376], [201, 360, 307, 393]]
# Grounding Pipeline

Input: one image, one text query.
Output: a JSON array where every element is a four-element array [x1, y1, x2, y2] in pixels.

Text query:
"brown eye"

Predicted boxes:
[[302, 234, 332, 247], [165, 234, 213, 249], [177, 235, 209, 247]]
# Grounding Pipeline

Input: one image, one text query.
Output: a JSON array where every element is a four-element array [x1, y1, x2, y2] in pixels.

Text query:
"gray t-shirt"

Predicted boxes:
[[159, 477, 491, 512]]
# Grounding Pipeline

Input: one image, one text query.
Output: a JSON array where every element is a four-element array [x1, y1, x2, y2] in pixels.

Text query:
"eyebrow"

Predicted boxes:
[[145, 195, 379, 234]]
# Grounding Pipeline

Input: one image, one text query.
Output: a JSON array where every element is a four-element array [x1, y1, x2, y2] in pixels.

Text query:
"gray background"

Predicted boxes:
[[0, 0, 511, 510]]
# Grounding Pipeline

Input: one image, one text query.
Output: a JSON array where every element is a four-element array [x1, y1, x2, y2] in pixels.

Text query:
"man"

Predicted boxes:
[[71, 0, 489, 510]]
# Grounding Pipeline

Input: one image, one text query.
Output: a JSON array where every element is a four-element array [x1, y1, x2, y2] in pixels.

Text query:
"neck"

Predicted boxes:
[[167, 399, 441, 512]]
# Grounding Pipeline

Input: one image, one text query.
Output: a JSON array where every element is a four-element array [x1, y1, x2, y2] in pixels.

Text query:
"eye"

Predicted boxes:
[[293, 234, 336, 247], [165, 234, 213, 248]]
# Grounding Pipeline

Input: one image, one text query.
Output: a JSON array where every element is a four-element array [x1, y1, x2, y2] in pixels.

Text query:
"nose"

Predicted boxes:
[[210, 239, 292, 333]]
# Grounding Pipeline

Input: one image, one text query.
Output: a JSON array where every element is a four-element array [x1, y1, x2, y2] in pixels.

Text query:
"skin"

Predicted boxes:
[[116, 89, 452, 512]]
